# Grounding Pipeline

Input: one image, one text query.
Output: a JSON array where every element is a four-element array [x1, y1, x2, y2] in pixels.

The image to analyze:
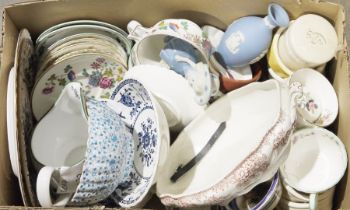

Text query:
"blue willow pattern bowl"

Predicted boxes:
[[69, 99, 134, 205], [108, 78, 166, 207]]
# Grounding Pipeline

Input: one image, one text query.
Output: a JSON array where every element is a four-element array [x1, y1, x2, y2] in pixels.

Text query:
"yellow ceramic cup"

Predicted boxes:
[[267, 27, 294, 78]]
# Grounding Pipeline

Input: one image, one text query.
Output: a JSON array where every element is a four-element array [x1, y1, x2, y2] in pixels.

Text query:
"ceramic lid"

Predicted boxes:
[[287, 14, 338, 65]]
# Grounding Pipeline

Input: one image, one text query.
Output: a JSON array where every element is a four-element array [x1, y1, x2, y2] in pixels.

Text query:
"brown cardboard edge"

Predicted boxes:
[[0, 0, 349, 208], [0, 10, 22, 206]]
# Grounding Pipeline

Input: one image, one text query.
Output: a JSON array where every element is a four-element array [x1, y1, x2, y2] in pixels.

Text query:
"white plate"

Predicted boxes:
[[32, 53, 127, 120], [36, 20, 128, 43], [36, 24, 132, 56], [6, 67, 19, 178]]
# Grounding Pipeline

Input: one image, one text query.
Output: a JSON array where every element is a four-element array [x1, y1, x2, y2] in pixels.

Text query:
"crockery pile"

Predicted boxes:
[[6, 3, 347, 210]]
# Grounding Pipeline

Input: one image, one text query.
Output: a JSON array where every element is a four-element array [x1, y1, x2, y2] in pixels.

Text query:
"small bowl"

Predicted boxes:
[[280, 127, 347, 194]]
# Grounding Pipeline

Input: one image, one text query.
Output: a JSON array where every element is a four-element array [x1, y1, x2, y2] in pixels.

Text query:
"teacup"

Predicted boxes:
[[123, 65, 206, 132], [36, 99, 134, 207], [31, 82, 88, 168], [281, 181, 335, 204], [289, 68, 338, 127], [280, 127, 347, 210], [228, 173, 282, 210]]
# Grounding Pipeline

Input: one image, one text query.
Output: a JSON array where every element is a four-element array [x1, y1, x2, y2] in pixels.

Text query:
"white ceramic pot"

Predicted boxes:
[[157, 80, 301, 207], [278, 14, 338, 71]]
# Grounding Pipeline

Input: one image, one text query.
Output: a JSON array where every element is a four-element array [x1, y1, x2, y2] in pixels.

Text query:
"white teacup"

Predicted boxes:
[[124, 64, 206, 131], [31, 82, 88, 168], [280, 127, 347, 210], [36, 99, 134, 207], [289, 68, 338, 128]]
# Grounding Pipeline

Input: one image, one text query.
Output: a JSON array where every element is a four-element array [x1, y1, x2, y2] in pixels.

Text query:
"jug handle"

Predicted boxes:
[[127, 20, 150, 42], [289, 82, 303, 123]]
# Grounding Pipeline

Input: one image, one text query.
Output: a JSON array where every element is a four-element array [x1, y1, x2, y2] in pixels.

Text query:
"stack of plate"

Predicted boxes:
[[32, 20, 132, 120]]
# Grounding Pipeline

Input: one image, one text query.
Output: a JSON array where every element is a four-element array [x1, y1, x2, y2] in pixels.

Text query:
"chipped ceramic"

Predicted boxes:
[[36, 99, 134, 207], [31, 82, 88, 168], [32, 54, 127, 120], [157, 80, 300, 207], [217, 3, 289, 67], [124, 65, 206, 131], [108, 78, 170, 208]]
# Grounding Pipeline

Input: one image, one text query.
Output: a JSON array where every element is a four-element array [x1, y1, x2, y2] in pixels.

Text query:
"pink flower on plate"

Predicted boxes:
[[42, 86, 54, 94], [99, 77, 113, 89], [91, 62, 101, 69], [96, 57, 105, 63]]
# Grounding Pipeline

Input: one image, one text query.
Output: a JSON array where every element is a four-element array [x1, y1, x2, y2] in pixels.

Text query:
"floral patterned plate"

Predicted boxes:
[[14, 28, 38, 206], [107, 78, 169, 208], [37, 42, 127, 79], [37, 33, 128, 72], [31, 54, 127, 120]]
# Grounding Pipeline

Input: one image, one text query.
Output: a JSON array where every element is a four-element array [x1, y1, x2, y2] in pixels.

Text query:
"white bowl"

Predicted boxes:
[[280, 127, 347, 193]]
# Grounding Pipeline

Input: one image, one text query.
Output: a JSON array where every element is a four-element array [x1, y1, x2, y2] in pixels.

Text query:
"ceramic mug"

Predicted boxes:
[[280, 127, 347, 210], [277, 14, 338, 71], [31, 82, 88, 169], [36, 99, 134, 207]]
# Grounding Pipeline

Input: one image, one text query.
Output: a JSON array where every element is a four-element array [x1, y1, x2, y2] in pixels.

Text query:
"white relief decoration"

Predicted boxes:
[[225, 31, 245, 54], [306, 29, 326, 46]]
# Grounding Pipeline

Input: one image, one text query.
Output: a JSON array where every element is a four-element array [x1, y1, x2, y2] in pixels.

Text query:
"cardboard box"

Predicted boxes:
[[0, 0, 349, 209]]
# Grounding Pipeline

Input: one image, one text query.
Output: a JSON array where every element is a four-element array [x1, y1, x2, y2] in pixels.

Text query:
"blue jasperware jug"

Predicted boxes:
[[217, 3, 289, 67]]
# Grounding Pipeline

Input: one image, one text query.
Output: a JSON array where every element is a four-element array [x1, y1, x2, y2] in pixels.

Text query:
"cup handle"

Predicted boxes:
[[36, 166, 72, 207], [309, 193, 318, 210], [36, 166, 56, 207], [127, 20, 149, 42]]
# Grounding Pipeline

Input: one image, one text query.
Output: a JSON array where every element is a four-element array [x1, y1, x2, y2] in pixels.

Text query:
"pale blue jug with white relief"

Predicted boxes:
[[217, 3, 289, 67]]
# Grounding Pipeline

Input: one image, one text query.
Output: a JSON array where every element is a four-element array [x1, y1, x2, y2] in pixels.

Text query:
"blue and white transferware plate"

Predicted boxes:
[[108, 78, 168, 207]]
